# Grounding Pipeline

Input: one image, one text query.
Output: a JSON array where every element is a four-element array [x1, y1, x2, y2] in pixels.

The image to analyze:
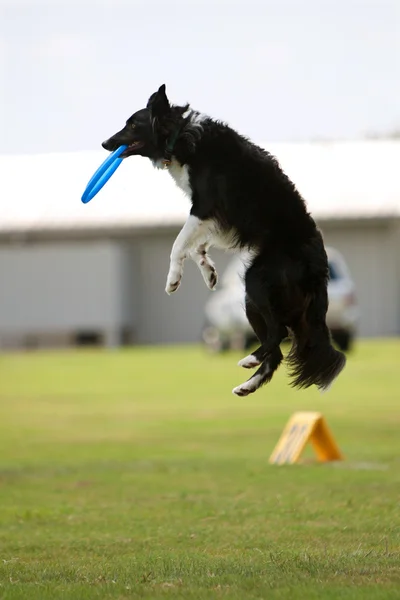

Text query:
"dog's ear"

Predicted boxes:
[[147, 84, 170, 117]]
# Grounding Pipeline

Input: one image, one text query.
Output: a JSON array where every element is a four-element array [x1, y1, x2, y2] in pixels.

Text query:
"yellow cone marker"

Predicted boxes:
[[269, 412, 343, 465]]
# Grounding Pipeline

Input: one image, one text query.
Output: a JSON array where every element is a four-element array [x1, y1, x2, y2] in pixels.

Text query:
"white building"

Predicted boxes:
[[0, 140, 399, 348]]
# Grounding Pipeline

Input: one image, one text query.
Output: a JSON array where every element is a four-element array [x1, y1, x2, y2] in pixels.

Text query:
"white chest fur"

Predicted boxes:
[[167, 159, 192, 198]]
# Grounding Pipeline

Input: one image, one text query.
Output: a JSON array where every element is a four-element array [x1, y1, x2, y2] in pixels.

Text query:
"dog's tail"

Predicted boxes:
[[287, 281, 346, 392]]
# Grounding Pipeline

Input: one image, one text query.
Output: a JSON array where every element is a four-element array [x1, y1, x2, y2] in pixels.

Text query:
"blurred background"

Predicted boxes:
[[0, 0, 399, 352]]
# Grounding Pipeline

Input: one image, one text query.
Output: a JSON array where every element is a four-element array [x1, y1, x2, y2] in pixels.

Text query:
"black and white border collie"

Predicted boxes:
[[102, 84, 346, 396]]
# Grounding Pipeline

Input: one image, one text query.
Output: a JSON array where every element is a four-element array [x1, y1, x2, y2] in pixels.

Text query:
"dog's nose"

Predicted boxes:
[[102, 140, 111, 150]]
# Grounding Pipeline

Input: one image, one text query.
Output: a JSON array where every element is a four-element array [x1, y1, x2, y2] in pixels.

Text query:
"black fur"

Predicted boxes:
[[102, 84, 346, 394]]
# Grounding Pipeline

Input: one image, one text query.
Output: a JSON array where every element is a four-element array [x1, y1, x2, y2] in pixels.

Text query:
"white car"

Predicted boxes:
[[202, 247, 359, 353]]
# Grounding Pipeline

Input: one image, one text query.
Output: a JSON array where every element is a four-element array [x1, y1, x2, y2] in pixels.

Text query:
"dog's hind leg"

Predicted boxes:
[[233, 258, 287, 395], [233, 316, 286, 396], [238, 297, 269, 368], [190, 243, 218, 290], [233, 344, 284, 396], [238, 296, 287, 369]]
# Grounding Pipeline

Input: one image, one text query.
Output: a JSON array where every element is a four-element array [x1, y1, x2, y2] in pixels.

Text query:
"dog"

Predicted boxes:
[[102, 84, 346, 396]]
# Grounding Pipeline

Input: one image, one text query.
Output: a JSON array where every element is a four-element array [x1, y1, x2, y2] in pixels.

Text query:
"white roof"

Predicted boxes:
[[0, 140, 399, 234]]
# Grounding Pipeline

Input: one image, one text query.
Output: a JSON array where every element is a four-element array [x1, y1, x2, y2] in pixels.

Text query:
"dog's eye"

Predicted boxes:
[[131, 124, 136, 129]]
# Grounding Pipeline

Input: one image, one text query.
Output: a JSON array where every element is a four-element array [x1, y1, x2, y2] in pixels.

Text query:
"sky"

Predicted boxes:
[[0, 0, 399, 155]]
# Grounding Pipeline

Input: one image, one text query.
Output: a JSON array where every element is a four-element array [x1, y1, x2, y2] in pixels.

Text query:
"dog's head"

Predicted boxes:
[[102, 84, 185, 160]]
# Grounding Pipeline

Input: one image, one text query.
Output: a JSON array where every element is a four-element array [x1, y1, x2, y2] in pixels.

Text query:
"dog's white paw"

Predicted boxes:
[[204, 264, 218, 290], [232, 374, 262, 397], [165, 279, 181, 294], [238, 354, 261, 369], [232, 382, 255, 397], [232, 366, 269, 396], [198, 257, 218, 290], [165, 270, 182, 294]]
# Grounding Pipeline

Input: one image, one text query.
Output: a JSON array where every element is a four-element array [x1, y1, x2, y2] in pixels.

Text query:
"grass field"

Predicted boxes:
[[0, 339, 399, 599]]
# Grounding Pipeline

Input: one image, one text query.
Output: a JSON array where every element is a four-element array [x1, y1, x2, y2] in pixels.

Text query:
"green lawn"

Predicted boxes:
[[0, 340, 399, 599]]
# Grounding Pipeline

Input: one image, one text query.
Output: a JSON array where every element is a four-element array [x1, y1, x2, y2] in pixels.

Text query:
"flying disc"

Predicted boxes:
[[81, 145, 127, 204]]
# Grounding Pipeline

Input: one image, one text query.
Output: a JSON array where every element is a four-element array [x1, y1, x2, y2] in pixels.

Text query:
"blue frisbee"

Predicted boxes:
[[81, 145, 127, 203]]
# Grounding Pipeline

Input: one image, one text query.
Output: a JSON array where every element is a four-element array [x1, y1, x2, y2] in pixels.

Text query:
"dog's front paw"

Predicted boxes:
[[205, 264, 218, 290], [165, 272, 182, 295], [208, 267, 218, 290], [199, 257, 218, 290], [166, 280, 181, 295]]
